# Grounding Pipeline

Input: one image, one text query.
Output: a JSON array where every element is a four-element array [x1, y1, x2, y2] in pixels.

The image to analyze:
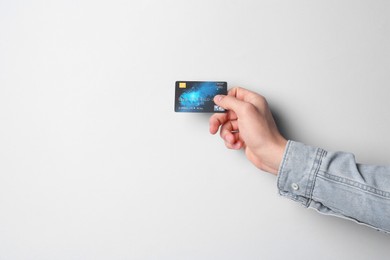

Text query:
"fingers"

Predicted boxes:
[[209, 110, 237, 135], [228, 87, 257, 99], [209, 113, 226, 135], [209, 112, 243, 150], [219, 120, 244, 150], [220, 120, 238, 143], [216, 87, 267, 112], [214, 94, 248, 115], [210, 86, 265, 150], [224, 139, 244, 150]]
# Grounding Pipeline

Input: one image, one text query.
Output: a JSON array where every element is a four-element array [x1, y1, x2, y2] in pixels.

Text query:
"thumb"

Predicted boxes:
[[214, 94, 247, 114]]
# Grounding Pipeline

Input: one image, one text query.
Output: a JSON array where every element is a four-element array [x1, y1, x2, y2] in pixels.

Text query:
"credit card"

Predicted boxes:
[[174, 81, 227, 113]]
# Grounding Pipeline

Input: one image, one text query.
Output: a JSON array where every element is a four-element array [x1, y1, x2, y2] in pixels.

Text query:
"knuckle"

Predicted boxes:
[[241, 103, 257, 114], [225, 142, 234, 149], [257, 94, 266, 103], [253, 95, 269, 111], [235, 86, 244, 92]]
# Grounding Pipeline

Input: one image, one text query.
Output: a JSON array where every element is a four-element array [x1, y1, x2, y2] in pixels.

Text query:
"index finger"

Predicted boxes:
[[228, 87, 266, 108], [209, 110, 237, 135]]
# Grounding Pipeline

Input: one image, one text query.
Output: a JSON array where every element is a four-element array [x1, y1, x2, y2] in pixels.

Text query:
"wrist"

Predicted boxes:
[[251, 137, 288, 175], [270, 137, 288, 175]]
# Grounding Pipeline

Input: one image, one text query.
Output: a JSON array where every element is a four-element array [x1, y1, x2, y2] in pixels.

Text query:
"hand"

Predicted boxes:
[[209, 87, 287, 175]]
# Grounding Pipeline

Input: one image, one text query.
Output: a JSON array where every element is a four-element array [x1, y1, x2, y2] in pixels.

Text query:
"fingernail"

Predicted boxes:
[[214, 95, 223, 102]]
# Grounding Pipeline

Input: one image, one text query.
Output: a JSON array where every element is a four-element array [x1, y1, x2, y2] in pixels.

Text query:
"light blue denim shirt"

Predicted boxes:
[[277, 141, 390, 234]]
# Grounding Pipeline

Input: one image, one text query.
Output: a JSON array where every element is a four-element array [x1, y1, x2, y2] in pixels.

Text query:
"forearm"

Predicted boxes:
[[277, 141, 390, 234]]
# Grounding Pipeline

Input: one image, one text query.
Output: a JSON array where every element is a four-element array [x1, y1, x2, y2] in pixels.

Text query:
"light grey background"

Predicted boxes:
[[0, 0, 389, 259]]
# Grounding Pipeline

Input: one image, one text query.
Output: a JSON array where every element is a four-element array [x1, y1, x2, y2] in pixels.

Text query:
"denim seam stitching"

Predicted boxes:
[[304, 149, 327, 207], [308, 198, 390, 234], [317, 171, 390, 199], [277, 142, 307, 204], [277, 140, 292, 195]]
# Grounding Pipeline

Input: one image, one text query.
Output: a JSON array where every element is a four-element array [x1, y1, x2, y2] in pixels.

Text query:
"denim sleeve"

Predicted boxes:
[[277, 140, 390, 234]]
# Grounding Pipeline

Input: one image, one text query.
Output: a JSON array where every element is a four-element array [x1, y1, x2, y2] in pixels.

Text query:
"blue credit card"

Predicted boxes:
[[174, 81, 227, 113]]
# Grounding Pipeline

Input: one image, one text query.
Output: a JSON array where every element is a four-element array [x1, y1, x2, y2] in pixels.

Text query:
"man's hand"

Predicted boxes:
[[209, 87, 287, 175]]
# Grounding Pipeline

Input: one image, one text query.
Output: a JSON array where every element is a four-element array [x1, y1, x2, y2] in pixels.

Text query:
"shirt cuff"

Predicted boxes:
[[277, 140, 327, 207]]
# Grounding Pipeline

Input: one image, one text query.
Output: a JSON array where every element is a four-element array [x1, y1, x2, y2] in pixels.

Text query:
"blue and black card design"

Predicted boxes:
[[174, 81, 227, 113]]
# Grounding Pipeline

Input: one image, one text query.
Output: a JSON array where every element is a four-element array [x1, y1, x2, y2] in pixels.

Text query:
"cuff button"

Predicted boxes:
[[291, 183, 299, 191]]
